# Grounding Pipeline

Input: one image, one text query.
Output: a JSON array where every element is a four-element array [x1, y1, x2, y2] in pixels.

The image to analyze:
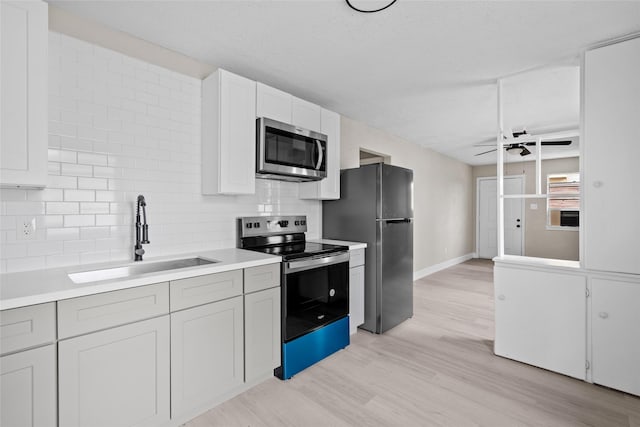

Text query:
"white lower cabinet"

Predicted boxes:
[[591, 277, 640, 396], [170, 296, 244, 420], [58, 316, 170, 427], [494, 265, 586, 379], [348, 247, 366, 335], [0, 345, 57, 427], [244, 287, 281, 382]]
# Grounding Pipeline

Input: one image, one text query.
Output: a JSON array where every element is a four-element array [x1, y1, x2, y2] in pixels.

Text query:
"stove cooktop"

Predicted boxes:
[[247, 242, 348, 261]]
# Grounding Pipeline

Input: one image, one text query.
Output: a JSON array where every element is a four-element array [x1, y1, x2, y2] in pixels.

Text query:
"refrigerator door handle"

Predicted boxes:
[[377, 218, 412, 223]]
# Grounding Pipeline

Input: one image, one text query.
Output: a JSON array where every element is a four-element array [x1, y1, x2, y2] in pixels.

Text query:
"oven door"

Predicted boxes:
[[257, 117, 327, 180], [282, 251, 349, 342]]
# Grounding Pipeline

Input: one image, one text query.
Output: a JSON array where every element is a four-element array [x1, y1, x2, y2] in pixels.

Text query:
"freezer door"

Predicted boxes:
[[378, 219, 414, 333], [380, 164, 413, 220]]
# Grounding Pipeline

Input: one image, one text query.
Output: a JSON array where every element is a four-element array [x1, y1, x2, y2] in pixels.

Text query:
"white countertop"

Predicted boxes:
[[0, 248, 281, 311], [493, 255, 581, 271], [310, 239, 367, 250]]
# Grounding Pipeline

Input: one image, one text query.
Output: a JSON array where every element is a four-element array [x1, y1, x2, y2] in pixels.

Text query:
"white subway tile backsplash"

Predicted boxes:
[[0, 32, 321, 273], [64, 215, 95, 227], [61, 163, 93, 177], [47, 202, 79, 215], [64, 190, 95, 202]]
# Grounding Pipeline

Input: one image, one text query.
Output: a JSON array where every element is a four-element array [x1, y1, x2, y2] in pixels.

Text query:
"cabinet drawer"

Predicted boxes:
[[170, 270, 243, 311], [1, 302, 56, 355], [58, 282, 169, 339], [244, 263, 280, 294], [349, 248, 365, 268]]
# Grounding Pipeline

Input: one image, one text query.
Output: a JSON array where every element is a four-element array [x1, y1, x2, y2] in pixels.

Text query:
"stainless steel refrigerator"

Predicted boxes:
[[323, 163, 413, 334]]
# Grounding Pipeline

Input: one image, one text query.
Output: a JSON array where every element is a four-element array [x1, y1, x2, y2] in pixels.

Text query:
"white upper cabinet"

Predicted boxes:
[[291, 97, 321, 132], [202, 69, 257, 195], [256, 83, 322, 132], [256, 82, 292, 123], [583, 37, 640, 275], [0, 1, 48, 188], [300, 108, 341, 200]]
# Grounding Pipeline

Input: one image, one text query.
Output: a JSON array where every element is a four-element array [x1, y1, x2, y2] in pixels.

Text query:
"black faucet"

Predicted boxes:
[[134, 195, 150, 261]]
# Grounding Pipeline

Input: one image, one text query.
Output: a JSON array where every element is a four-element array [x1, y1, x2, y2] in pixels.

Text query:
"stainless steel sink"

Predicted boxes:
[[68, 257, 218, 284]]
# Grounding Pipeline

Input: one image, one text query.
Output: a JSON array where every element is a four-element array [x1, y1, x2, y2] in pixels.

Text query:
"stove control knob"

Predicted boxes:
[[246, 223, 252, 229], [254, 222, 260, 228], [301, 220, 306, 225], [294, 220, 300, 226]]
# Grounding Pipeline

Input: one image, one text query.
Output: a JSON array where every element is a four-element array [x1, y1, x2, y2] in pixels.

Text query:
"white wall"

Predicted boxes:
[[0, 33, 320, 273]]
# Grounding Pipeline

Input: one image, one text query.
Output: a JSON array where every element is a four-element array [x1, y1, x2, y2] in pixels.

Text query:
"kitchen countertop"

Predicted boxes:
[[309, 239, 367, 250], [0, 248, 281, 311]]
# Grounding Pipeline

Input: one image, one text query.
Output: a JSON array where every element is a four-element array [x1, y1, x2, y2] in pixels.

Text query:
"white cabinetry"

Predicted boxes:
[[58, 316, 170, 427], [348, 248, 365, 335], [300, 109, 341, 200], [202, 69, 257, 195], [256, 83, 322, 133], [292, 97, 321, 132], [591, 276, 640, 396], [0, 0, 48, 188], [170, 296, 244, 420], [494, 265, 586, 379], [1, 345, 57, 427], [256, 82, 292, 124], [1, 303, 57, 427], [244, 287, 281, 382], [583, 37, 640, 275]]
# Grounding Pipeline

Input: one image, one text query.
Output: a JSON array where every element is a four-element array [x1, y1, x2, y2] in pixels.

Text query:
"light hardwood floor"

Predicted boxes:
[[185, 259, 640, 426]]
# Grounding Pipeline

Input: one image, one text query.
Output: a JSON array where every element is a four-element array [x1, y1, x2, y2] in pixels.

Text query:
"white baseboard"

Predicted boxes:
[[413, 253, 475, 281]]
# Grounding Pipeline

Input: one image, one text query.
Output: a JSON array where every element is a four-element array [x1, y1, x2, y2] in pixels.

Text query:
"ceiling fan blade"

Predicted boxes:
[[475, 148, 498, 156], [520, 147, 532, 156], [524, 140, 573, 146]]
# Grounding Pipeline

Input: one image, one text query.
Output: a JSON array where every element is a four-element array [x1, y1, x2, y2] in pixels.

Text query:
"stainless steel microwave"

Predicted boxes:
[[256, 117, 327, 181]]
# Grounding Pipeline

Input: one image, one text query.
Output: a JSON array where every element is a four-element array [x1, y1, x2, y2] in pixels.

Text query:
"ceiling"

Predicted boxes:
[[48, 1, 640, 166]]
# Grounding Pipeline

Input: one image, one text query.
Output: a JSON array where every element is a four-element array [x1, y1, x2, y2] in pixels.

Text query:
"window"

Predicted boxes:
[[547, 173, 580, 229]]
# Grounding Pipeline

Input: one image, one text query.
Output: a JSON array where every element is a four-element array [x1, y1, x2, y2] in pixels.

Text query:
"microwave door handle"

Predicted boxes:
[[315, 140, 323, 170]]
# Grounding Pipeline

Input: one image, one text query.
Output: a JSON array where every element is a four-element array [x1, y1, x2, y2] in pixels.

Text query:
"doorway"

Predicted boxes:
[[477, 176, 525, 258]]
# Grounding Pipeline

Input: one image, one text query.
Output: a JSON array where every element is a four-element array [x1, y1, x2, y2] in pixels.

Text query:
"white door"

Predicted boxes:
[[478, 176, 524, 258]]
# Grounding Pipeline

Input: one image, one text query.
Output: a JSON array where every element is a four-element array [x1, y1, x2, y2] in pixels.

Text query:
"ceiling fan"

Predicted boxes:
[[475, 130, 573, 157]]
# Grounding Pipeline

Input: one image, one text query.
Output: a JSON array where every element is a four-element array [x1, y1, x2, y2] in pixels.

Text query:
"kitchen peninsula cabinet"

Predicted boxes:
[[583, 36, 640, 275], [0, 0, 48, 188], [591, 276, 640, 397], [202, 69, 257, 195], [494, 264, 586, 380]]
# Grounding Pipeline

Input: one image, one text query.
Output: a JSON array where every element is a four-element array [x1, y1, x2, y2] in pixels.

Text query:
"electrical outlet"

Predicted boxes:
[[17, 217, 37, 240]]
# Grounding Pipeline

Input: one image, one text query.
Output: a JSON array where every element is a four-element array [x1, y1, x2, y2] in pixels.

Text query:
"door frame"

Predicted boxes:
[[476, 175, 526, 258]]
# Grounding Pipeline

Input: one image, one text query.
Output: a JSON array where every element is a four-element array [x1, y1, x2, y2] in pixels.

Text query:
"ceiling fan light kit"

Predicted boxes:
[[346, 0, 397, 13]]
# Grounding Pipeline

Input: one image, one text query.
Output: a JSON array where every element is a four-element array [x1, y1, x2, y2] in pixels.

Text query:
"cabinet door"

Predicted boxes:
[[591, 277, 640, 396], [299, 108, 341, 200], [494, 266, 586, 379], [583, 37, 640, 274], [0, 1, 48, 188], [292, 96, 321, 132], [202, 69, 256, 195], [244, 287, 281, 383], [349, 265, 365, 335], [256, 82, 292, 123], [1, 345, 56, 427], [58, 316, 170, 427], [170, 296, 244, 419]]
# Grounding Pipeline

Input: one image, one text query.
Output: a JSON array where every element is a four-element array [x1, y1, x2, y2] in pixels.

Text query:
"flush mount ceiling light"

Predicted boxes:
[[346, 0, 397, 13]]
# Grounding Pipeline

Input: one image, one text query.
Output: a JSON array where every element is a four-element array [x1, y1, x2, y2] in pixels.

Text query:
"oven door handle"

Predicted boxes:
[[284, 251, 350, 274]]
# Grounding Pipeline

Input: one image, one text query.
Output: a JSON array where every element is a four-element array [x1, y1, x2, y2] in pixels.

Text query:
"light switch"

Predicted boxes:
[[530, 203, 538, 210]]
